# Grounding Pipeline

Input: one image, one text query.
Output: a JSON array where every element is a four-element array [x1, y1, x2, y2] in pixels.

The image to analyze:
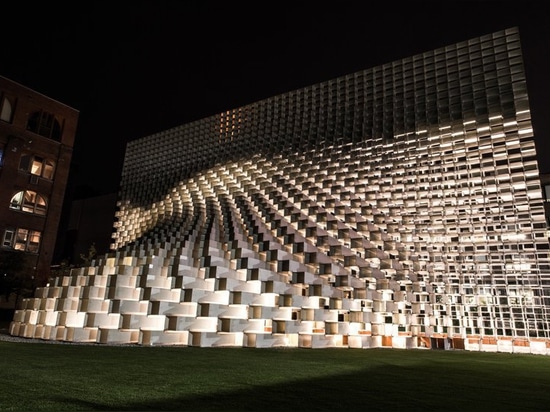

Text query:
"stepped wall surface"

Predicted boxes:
[[10, 27, 550, 354]]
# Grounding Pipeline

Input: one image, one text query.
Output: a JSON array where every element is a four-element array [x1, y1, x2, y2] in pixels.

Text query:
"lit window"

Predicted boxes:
[[19, 155, 56, 179], [2, 228, 41, 253], [2, 229, 14, 247], [9, 190, 47, 215], [0, 95, 13, 123]]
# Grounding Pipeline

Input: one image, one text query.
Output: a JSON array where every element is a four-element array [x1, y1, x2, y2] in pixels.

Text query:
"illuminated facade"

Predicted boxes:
[[10, 27, 550, 354], [0, 76, 78, 297]]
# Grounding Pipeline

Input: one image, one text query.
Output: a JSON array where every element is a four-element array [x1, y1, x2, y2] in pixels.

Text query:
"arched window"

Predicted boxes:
[[0, 96, 13, 123], [9, 190, 47, 215], [26, 110, 62, 141]]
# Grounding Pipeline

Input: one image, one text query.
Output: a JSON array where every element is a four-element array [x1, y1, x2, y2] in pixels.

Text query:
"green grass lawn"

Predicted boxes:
[[1, 340, 549, 411]]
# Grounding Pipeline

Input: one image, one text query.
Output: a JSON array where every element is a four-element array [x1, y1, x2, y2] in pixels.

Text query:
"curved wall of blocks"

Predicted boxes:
[[9, 27, 550, 353]]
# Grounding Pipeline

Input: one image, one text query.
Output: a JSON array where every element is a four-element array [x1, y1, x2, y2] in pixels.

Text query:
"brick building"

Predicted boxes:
[[0, 76, 78, 292]]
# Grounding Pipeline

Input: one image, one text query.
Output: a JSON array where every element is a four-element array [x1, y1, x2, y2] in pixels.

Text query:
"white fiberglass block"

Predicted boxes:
[[271, 307, 294, 320], [114, 299, 149, 314], [480, 341, 498, 352], [9, 321, 21, 336], [20, 323, 36, 338], [109, 274, 139, 288], [530, 340, 547, 355], [143, 275, 173, 289], [65, 286, 82, 298], [210, 332, 244, 347], [39, 298, 56, 311], [280, 320, 302, 334], [34, 287, 48, 298], [243, 319, 266, 333], [139, 315, 167, 331], [81, 286, 107, 299], [188, 317, 218, 332], [155, 301, 197, 316], [140, 330, 189, 346], [86, 313, 121, 328], [317, 309, 338, 322], [512, 342, 532, 354], [251, 293, 278, 307], [33, 325, 45, 339], [66, 327, 99, 343], [497, 339, 513, 353], [231, 291, 257, 305], [99, 328, 139, 344], [181, 277, 216, 291], [37, 310, 59, 326], [23, 310, 38, 325], [88, 275, 108, 287], [56, 298, 79, 311], [11, 310, 25, 323], [109, 286, 141, 300], [58, 311, 86, 328], [120, 314, 160, 330], [391, 336, 407, 349], [24, 298, 40, 310], [148, 288, 181, 302], [233, 280, 262, 294], [218, 304, 249, 319], [80, 298, 110, 313], [348, 335, 371, 349], [198, 290, 230, 305]]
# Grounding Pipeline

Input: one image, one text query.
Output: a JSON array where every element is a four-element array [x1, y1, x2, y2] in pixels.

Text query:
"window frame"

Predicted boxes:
[[26, 110, 62, 141], [19, 154, 56, 180], [0, 94, 14, 123], [9, 190, 47, 215], [2, 227, 41, 253]]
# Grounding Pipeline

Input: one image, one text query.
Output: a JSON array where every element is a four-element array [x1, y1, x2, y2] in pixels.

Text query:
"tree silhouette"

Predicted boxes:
[[79, 242, 97, 266]]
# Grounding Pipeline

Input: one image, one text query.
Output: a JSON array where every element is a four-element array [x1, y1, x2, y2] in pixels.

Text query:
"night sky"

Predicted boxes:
[[2, 1, 550, 197]]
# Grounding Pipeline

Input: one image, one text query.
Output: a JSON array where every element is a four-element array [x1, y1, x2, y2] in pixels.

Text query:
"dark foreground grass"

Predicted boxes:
[[1, 341, 549, 411]]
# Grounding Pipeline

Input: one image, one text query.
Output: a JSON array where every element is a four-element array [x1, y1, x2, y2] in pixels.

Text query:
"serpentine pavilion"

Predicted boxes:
[[10, 27, 550, 354]]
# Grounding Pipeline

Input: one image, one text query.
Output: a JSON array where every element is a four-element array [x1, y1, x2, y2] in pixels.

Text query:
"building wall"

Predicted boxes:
[[65, 192, 118, 264], [10, 27, 550, 352], [0, 76, 79, 286]]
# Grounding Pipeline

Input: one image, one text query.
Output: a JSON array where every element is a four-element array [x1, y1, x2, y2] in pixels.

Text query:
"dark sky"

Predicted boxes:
[[2, 1, 550, 197]]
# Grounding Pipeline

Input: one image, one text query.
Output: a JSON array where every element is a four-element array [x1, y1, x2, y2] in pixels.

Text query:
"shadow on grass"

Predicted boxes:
[[40, 359, 549, 411]]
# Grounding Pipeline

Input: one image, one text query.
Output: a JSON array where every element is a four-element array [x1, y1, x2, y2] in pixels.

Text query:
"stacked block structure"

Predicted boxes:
[[10, 27, 550, 354]]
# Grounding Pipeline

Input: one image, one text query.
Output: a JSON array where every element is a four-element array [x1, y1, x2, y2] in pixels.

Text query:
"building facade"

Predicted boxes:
[[58, 192, 118, 266], [10, 27, 550, 354], [0, 76, 78, 297]]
